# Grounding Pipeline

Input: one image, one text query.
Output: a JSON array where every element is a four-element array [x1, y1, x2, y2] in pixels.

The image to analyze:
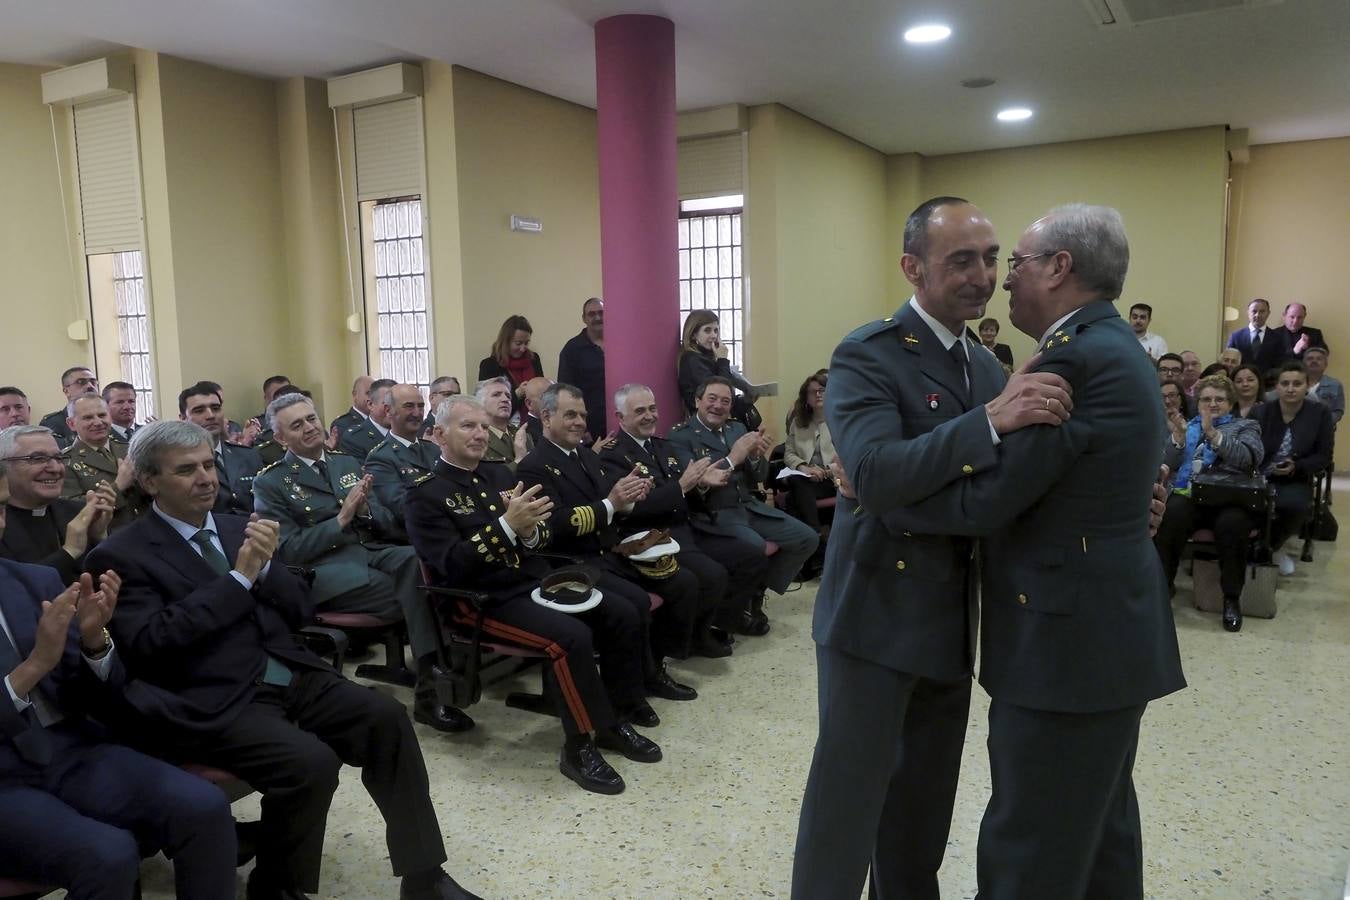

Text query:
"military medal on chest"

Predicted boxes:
[[927, 393, 940, 411]]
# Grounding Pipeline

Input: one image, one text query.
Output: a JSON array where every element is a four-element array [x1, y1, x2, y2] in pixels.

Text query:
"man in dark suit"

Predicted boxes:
[[179, 381, 265, 516], [792, 196, 1074, 899], [557, 297, 608, 440], [602, 382, 768, 655], [85, 420, 481, 900], [366, 383, 441, 530], [0, 475, 237, 899], [1225, 297, 1288, 372], [38, 366, 99, 448], [517, 383, 698, 709], [0, 426, 115, 583], [405, 395, 660, 794], [840, 204, 1186, 898], [1268, 301, 1329, 360]]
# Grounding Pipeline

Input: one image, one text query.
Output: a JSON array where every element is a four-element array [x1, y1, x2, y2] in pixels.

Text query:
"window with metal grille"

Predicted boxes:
[[361, 196, 431, 395], [88, 249, 155, 422], [678, 195, 745, 370]]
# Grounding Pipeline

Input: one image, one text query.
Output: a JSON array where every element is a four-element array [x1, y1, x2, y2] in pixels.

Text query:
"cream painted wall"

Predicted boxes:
[[920, 127, 1229, 366], [884, 153, 923, 303], [151, 54, 290, 421], [421, 61, 469, 388], [1228, 136, 1350, 469], [744, 104, 889, 428], [450, 67, 602, 387], [0, 63, 94, 415]]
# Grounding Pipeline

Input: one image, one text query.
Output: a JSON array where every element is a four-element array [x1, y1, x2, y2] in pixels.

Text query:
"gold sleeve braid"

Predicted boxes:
[[568, 504, 597, 535]]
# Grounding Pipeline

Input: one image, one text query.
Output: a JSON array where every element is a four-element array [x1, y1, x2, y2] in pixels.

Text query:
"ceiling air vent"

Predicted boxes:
[[1082, 0, 1284, 26]]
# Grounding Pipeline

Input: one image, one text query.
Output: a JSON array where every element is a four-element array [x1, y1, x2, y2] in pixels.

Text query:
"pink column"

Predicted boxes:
[[595, 15, 681, 434]]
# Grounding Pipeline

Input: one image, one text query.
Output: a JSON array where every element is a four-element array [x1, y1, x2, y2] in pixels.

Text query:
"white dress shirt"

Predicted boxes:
[[3, 598, 116, 719], [152, 504, 268, 588]]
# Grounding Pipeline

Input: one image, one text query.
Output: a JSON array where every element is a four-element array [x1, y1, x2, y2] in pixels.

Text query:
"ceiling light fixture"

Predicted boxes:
[[903, 23, 952, 43], [996, 107, 1034, 122]]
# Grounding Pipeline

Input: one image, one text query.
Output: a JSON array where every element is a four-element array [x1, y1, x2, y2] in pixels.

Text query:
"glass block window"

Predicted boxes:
[[678, 196, 744, 370], [111, 250, 154, 418], [367, 197, 431, 394]]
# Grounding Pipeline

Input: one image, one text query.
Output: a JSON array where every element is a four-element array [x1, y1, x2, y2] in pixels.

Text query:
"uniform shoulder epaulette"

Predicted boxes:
[[411, 471, 435, 487], [328, 448, 351, 456], [845, 315, 903, 343], [368, 437, 392, 454], [669, 421, 688, 433], [256, 459, 284, 476]]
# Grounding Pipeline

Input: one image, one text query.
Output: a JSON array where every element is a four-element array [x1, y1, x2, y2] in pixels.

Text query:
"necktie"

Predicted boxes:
[[313, 458, 330, 486], [949, 340, 972, 404], [189, 530, 293, 688], [0, 626, 54, 764], [1252, 328, 1263, 357]]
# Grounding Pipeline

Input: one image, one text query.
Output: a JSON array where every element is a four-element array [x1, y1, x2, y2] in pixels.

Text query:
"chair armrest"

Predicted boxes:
[[299, 625, 349, 665], [419, 583, 493, 612]]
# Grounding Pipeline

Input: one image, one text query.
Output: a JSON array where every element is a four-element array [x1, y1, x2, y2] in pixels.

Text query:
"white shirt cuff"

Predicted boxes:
[[602, 499, 616, 523], [82, 642, 116, 681], [229, 560, 269, 590], [498, 516, 517, 544], [986, 411, 1002, 446], [5, 674, 32, 713]]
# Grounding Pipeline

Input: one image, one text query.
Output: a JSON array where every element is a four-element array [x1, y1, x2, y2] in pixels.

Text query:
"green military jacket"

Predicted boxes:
[[60, 438, 147, 532]]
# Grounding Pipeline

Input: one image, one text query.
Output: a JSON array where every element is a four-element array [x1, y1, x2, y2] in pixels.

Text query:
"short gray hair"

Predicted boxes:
[[539, 383, 583, 417], [433, 394, 484, 428], [613, 383, 653, 413], [267, 392, 314, 433], [128, 420, 212, 479], [0, 425, 56, 462], [1033, 203, 1130, 300], [474, 377, 512, 402], [71, 392, 105, 413]]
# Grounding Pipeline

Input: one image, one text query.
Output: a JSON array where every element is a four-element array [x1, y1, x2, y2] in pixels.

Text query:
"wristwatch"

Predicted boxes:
[[81, 627, 112, 659]]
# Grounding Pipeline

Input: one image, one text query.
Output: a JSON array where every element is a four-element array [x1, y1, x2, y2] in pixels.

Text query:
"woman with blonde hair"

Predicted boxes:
[[677, 310, 757, 415], [477, 314, 544, 417]]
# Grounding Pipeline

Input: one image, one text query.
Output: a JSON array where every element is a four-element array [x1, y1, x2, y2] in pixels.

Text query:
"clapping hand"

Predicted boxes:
[[30, 583, 81, 673], [113, 457, 135, 492], [607, 467, 652, 513], [678, 457, 713, 493], [76, 571, 120, 651], [502, 482, 553, 538], [235, 514, 281, 582], [1148, 465, 1169, 537], [336, 475, 373, 527]]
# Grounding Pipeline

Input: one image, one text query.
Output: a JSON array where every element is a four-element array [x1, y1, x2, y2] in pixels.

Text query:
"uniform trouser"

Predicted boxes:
[[1153, 494, 1255, 598], [792, 644, 972, 900], [976, 701, 1146, 900], [0, 732, 237, 900], [168, 670, 446, 894], [717, 505, 819, 594], [447, 592, 642, 735], [318, 544, 438, 661], [679, 526, 769, 623], [600, 555, 702, 663]]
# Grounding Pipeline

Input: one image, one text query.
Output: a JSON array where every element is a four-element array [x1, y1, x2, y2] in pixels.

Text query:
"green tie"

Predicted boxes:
[[190, 529, 292, 687]]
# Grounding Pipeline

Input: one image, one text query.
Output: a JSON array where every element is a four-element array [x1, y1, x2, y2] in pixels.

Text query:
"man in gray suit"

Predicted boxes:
[[793, 196, 1076, 899], [838, 204, 1186, 899]]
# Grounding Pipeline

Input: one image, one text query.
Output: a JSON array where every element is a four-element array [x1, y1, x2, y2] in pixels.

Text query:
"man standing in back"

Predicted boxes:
[[557, 298, 608, 441]]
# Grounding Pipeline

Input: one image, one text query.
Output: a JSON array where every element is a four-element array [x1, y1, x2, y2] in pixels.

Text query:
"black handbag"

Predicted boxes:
[[1191, 470, 1269, 513]]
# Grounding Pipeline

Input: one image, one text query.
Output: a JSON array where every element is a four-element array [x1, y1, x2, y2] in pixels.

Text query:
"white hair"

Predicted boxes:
[[613, 383, 653, 413], [433, 394, 485, 428]]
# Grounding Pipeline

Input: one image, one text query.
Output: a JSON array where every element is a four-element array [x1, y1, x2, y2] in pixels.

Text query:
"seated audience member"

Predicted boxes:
[[557, 298, 608, 441], [1255, 363, 1336, 577], [421, 375, 462, 433], [1232, 364, 1266, 419], [365, 384, 439, 528], [677, 311, 758, 418], [601, 383, 770, 656], [0, 426, 115, 582], [475, 377, 531, 470], [478, 315, 544, 420], [338, 378, 394, 459], [40, 366, 100, 447], [1198, 362, 1227, 381], [517, 383, 698, 708], [252, 394, 472, 734], [85, 420, 479, 900], [1226, 297, 1286, 371], [179, 381, 264, 515], [1301, 346, 1344, 425], [404, 395, 660, 795], [1270, 302, 1329, 361], [1160, 381, 1188, 474], [668, 377, 819, 632], [61, 394, 146, 531], [976, 317, 1015, 368], [520, 376, 552, 446], [256, 374, 292, 426], [782, 372, 836, 580], [1217, 347, 1242, 376], [0, 386, 32, 429], [253, 384, 314, 465], [1129, 302, 1168, 360], [1153, 374, 1264, 633], [330, 374, 374, 437], [1157, 353, 1194, 417], [1179, 350, 1202, 397], [193, 380, 252, 443], [0, 476, 238, 900], [101, 382, 140, 443]]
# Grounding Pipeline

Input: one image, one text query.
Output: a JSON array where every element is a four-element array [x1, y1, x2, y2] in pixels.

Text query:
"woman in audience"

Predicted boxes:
[[977, 317, 1014, 368], [478, 315, 544, 417], [1152, 373, 1264, 632], [677, 310, 757, 415], [783, 371, 835, 579], [1232, 364, 1265, 419], [1254, 362, 1335, 576]]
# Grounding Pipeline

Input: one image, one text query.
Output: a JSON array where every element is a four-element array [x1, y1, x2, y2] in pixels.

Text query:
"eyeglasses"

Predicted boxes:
[[1006, 250, 1058, 273], [65, 376, 98, 387], [2, 453, 69, 467], [808, 387, 826, 397]]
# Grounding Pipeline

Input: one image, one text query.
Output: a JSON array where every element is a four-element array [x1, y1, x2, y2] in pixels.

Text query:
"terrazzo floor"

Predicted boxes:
[[124, 489, 1350, 899]]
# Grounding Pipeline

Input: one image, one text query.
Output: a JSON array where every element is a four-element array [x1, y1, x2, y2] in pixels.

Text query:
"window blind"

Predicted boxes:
[[73, 95, 142, 253], [353, 98, 425, 201], [677, 134, 743, 201]]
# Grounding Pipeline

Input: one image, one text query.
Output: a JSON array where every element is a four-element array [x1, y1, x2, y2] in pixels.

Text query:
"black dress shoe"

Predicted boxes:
[[627, 701, 661, 728], [693, 629, 733, 658], [235, 818, 260, 867], [1222, 596, 1243, 632], [246, 870, 309, 900], [728, 609, 770, 637], [413, 696, 475, 733], [559, 737, 626, 794], [400, 868, 484, 900], [597, 722, 663, 763], [645, 666, 697, 701]]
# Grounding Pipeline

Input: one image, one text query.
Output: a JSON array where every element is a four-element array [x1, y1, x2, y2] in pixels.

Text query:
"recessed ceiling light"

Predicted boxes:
[[996, 107, 1034, 122], [904, 24, 952, 44]]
